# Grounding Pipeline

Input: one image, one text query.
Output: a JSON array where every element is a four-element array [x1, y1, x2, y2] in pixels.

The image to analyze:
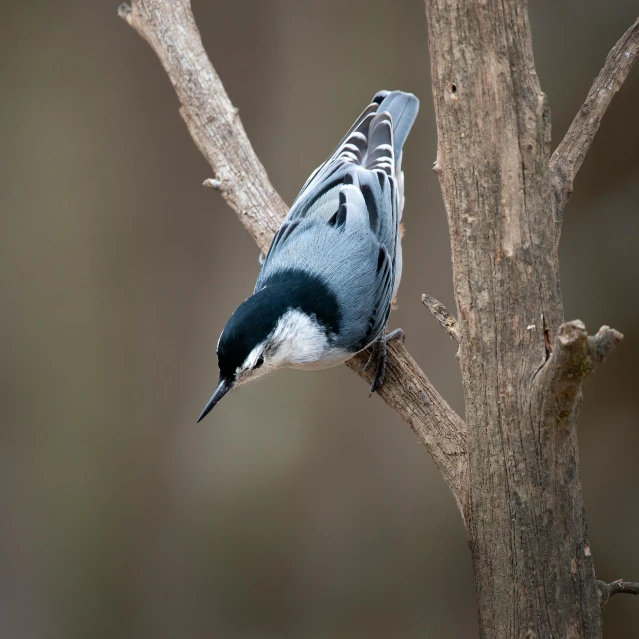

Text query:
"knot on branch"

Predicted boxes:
[[117, 3, 133, 22], [203, 177, 224, 191], [537, 320, 622, 426], [117, 3, 130, 15]]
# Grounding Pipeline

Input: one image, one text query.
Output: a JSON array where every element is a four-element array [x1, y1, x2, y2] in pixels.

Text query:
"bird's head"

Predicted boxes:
[[196, 272, 340, 422]]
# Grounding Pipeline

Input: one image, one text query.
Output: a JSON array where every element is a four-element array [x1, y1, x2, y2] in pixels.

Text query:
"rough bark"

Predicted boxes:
[[425, 1, 631, 637], [119, 0, 637, 636]]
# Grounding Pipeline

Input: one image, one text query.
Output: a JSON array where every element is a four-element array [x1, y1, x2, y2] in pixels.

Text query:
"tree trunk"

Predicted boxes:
[[425, 1, 599, 635]]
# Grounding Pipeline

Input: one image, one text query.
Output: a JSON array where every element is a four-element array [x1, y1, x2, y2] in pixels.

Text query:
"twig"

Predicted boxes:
[[550, 16, 639, 209], [421, 294, 460, 343], [118, 0, 469, 510], [597, 579, 639, 607]]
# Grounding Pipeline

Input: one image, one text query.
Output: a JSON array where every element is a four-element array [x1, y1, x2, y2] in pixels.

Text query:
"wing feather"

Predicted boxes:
[[258, 91, 419, 333]]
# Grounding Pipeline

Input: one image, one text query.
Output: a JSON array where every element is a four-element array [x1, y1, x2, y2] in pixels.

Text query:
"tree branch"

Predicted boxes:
[[421, 294, 460, 343], [346, 344, 467, 510], [118, 1, 287, 255], [118, 0, 468, 509], [536, 320, 623, 426], [550, 16, 639, 209], [597, 579, 639, 607]]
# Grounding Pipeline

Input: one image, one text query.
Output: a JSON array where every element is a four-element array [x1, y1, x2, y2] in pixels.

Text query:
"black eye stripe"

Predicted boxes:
[[254, 355, 264, 369]]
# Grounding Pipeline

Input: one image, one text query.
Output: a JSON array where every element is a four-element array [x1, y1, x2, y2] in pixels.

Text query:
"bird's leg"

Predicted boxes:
[[362, 327, 405, 395], [361, 343, 378, 373]]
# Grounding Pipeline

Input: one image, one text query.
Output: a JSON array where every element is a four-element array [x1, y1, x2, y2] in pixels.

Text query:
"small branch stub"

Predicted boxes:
[[597, 579, 639, 607], [203, 178, 223, 190], [588, 324, 624, 365], [117, 3, 131, 20], [537, 320, 623, 424], [552, 320, 622, 380], [422, 294, 460, 343]]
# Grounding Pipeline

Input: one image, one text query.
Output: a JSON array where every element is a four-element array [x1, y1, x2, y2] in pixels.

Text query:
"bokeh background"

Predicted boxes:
[[2, 1, 638, 637]]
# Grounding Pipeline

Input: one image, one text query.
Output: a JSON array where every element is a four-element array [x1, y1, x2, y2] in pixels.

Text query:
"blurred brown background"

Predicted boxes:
[[1, 1, 638, 637]]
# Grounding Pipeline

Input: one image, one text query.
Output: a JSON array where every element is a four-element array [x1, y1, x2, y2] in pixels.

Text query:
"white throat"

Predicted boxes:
[[269, 309, 333, 370]]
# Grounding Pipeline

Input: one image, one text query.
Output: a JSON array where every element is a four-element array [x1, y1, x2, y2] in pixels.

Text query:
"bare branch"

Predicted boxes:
[[551, 17, 639, 209], [421, 294, 459, 343], [118, 1, 287, 254], [119, 0, 468, 508], [536, 320, 623, 424], [597, 579, 639, 607]]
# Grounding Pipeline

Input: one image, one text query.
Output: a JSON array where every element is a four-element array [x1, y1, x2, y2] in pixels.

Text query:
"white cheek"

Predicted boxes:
[[244, 345, 264, 370], [234, 345, 267, 386]]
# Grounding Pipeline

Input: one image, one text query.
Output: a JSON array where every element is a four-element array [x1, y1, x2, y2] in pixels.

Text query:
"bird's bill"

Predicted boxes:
[[196, 378, 232, 422]]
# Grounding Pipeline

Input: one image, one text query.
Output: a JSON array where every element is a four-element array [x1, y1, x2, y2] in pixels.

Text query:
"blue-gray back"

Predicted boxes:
[[256, 91, 419, 352]]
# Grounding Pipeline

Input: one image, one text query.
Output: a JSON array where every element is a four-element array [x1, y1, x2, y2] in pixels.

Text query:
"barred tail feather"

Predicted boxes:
[[375, 91, 420, 162]]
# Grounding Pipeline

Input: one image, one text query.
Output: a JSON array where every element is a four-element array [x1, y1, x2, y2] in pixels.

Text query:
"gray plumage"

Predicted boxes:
[[255, 90, 419, 357], [197, 90, 419, 420]]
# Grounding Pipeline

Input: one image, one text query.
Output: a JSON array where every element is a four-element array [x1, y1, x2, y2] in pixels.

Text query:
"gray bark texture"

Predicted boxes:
[[119, 1, 639, 637]]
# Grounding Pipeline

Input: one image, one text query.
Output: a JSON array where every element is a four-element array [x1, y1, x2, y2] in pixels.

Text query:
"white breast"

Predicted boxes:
[[270, 309, 349, 370]]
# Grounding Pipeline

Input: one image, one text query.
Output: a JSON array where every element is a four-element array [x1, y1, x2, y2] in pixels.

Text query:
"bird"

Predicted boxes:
[[197, 90, 419, 422]]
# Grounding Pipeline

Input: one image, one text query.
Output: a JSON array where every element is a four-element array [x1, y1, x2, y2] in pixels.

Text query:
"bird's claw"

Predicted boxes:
[[386, 328, 405, 344], [363, 328, 405, 395], [361, 346, 377, 373]]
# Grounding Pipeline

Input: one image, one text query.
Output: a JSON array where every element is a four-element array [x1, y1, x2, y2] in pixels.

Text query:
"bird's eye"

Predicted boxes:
[[254, 355, 264, 369]]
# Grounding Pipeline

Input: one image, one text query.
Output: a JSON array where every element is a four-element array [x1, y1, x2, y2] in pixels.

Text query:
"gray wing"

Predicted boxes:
[[256, 91, 419, 349]]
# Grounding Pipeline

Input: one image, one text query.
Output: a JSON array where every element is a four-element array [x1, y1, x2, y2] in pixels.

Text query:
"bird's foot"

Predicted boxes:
[[362, 328, 405, 395]]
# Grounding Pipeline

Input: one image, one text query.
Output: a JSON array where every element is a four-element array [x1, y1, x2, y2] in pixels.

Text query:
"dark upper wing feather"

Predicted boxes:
[[258, 92, 419, 317]]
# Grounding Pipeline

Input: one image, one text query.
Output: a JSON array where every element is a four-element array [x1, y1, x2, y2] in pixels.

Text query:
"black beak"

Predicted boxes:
[[196, 378, 232, 423]]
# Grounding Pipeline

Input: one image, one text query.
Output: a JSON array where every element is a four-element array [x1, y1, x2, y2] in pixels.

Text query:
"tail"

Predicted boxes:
[[307, 90, 419, 180], [290, 90, 419, 213], [364, 91, 419, 216], [371, 90, 419, 162]]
